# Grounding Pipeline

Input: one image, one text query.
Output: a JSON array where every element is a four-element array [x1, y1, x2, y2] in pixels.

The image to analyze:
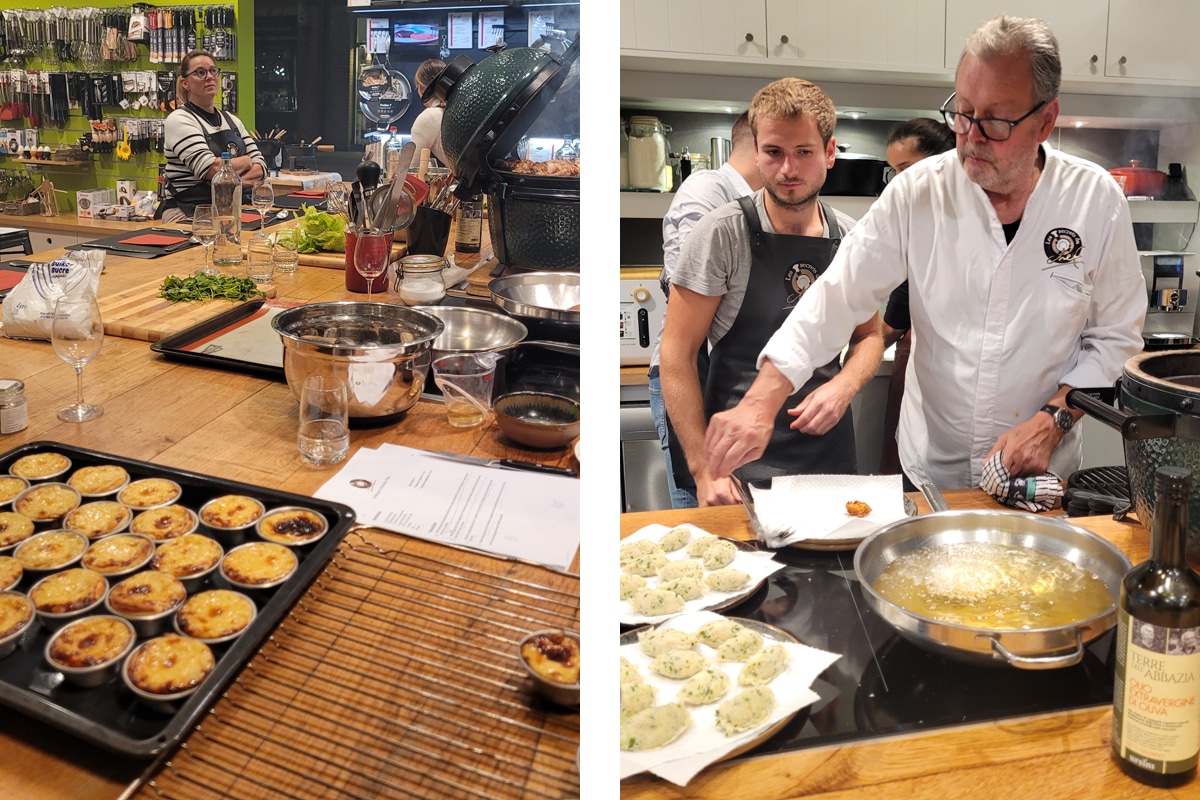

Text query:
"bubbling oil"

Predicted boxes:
[[872, 542, 1114, 630]]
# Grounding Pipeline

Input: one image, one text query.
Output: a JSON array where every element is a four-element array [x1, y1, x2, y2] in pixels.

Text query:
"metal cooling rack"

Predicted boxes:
[[123, 528, 580, 800]]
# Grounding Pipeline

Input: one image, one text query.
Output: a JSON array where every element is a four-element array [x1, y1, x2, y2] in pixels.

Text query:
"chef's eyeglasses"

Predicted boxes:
[[939, 92, 1047, 142], [186, 67, 221, 80]]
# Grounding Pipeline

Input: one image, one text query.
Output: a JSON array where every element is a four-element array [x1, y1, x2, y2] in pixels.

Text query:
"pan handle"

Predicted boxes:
[[986, 632, 1085, 670], [1066, 388, 1128, 430], [920, 482, 949, 512]]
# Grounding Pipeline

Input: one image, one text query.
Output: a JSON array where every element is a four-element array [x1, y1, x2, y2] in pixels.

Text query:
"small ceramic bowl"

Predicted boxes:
[[256, 506, 329, 547], [66, 464, 131, 498], [118, 478, 183, 511], [9, 451, 72, 482], [0, 591, 35, 659], [0, 475, 30, 509], [13, 530, 89, 574], [130, 504, 199, 542], [12, 482, 82, 525], [151, 534, 224, 593], [45, 615, 137, 688], [494, 392, 581, 449], [174, 589, 257, 645], [63, 501, 134, 539], [28, 568, 109, 630], [122, 634, 215, 713], [80, 533, 156, 579], [517, 629, 580, 707], [0, 555, 22, 592], [105, 571, 188, 638], [218, 542, 299, 592], [0, 510, 35, 554]]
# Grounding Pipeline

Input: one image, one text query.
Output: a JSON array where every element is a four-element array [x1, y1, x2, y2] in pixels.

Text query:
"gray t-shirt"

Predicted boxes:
[[671, 189, 859, 349]]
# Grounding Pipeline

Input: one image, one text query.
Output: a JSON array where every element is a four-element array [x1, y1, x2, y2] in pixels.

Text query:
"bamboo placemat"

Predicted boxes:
[[125, 529, 580, 800]]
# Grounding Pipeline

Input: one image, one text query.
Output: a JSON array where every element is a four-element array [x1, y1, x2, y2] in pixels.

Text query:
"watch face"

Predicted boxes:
[[1056, 409, 1074, 432]]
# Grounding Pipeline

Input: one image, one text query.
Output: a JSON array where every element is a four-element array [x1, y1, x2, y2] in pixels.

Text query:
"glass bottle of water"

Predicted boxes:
[[211, 152, 243, 268]]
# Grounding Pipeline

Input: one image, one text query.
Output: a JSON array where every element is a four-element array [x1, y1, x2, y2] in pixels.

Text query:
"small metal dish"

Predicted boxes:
[[173, 589, 258, 645], [0, 556, 22, 591], [0, 591, 35, 658], [518, 629, 580, 707], [151, 534, 225, 593], [122, 634, 215, 713], [409, 305, 528, 362], [28, 568, 108, 630], [256, 506, 329, 547], [130, 504, 199, 542], [14, 529, 89, 573], [45, 615, 137, 688], [488, 272, 580, 324], [105, 571, 188, 638], [0, 510, 35, 553], [80, 533, 156, 579], [63, 501, 134, 539], [219, 542, 299, 592], [9, 452, 72, 482], [12, 482, 82, 524], [0, 475, 30, 508], [67, 464, 131, 498], [118, 478, 183, 511]]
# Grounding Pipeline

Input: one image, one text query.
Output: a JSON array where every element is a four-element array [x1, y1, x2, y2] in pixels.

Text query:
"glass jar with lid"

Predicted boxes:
[[619, 118, 630, 190], [627, 115, 670, 191], [396, 254, 447, 305], [0, 379, 28, 434]]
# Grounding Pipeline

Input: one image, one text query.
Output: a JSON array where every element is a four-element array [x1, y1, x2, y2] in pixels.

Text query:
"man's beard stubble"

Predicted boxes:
[[764, 180, 821, 210]]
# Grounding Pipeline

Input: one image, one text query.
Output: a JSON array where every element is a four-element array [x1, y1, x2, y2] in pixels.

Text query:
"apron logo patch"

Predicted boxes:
[[785, 262, 819, 304], [1043, 228, 1083, 265]]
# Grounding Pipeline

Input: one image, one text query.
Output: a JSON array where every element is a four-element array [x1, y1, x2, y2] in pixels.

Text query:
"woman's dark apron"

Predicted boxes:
[[160, 106, 248, 218], [670, 194, 857, 487]]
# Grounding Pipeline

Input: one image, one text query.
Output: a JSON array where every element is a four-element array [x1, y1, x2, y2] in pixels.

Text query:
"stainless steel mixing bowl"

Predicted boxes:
[[272, 302, 444, 424], [409, 305, 528, 362], [488, 272, 580, 324]]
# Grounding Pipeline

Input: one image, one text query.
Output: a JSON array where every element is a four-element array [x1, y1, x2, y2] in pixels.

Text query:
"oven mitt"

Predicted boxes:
[[979, 451, 1064, 512]]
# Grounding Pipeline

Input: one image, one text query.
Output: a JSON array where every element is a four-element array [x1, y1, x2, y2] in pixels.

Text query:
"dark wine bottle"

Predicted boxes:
[[1113, 466, 1200, 787]]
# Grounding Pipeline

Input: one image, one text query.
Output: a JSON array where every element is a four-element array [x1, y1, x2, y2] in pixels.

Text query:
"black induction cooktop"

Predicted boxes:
[[670, 545, 1115, 756]]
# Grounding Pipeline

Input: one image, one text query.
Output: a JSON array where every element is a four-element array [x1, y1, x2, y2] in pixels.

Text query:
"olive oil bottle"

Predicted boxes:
[[1113, 466, 1200, 787]]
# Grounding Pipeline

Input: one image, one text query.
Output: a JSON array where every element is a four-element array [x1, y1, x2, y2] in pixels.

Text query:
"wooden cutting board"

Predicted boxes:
[[296, 242, 404, 270], [97, 278, 260, 342]]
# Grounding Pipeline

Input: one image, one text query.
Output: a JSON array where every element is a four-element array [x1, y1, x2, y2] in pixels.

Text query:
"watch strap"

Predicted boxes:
[[1040, 404, 1071, 432]]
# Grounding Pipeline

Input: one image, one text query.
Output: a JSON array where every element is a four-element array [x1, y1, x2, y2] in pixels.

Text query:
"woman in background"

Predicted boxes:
[[410, 59, 448, 167], [879, 117, 956, 475], [161, 49, 266, 222]]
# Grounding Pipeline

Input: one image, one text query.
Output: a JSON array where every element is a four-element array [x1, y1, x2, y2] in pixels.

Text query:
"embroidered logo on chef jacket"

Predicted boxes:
[[1043, 228, 1083, 265], [785, 262, 819, 305]]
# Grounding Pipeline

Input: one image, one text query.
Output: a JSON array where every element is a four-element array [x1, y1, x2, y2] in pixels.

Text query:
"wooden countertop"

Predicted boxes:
[[0, 236, 578, 799], [2, 213, 151, 236], [619, 496, 1200, 799]]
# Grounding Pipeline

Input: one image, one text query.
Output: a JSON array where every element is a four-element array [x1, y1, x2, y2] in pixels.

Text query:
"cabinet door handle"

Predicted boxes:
[[1119, 55, 1127, 66], [745, 32, 754, 42], [780, 34, 789, 44], [1090, 54, 1098, 64]]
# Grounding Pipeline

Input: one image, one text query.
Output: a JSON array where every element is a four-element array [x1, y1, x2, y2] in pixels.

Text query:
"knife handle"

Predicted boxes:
[[498, 459, 577, 477]]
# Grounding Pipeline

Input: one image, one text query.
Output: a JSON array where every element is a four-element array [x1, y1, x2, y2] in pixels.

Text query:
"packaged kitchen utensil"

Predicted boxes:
[[427, 36, 580, 271]]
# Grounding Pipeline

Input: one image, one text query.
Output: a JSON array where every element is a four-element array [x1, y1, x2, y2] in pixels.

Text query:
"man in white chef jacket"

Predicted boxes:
[[704, 15, 1146, 491]]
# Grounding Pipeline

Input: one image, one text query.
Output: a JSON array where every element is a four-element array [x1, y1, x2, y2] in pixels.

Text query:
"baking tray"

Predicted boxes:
[[149, 299, 285, 381], [0, 440, 357, 758]]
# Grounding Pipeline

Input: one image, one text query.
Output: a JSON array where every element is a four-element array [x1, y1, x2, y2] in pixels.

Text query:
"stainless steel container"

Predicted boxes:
[[854, 510, 1131, 669], [711, 137, 731, 169], [409, 306, 527, 362], [272, 302, 444, 425]]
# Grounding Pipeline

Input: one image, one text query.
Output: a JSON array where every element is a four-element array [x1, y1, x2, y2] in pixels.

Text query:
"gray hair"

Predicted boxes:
[[960, 15, 1061, 103]]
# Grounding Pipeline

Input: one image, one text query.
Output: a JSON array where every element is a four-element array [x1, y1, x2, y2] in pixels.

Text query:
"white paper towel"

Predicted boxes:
[[749, 474, 906, 547]]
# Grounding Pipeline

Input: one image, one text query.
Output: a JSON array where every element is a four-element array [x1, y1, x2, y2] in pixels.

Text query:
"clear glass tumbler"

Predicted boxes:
[[246, 237, 275, 284], [297, 375, 349, 466]]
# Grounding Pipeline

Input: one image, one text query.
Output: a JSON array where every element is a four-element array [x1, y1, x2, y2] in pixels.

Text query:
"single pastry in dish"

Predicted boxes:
[[29, 568, 107, 614], [10, 452, 70, 480], [126, 633, 215, 695], [81, 534, 154, 575], [175, 589, 255, 640], [130, 505, 197, 541], [108, 570, 186, 616], [49, 616, 134, 669], [68, 465, 130, 496], [63, 501, 133, 539]]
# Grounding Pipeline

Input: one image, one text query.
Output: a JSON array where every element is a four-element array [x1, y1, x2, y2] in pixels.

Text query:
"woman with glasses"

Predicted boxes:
[[161, 49, 267, 223], [705, 15, 1145, 493], [878, 118, 955, 477]]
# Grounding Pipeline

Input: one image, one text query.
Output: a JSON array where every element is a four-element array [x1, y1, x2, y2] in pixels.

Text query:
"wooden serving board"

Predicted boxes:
[[296, 242, 404, 270], [97, 277, 260, 342]]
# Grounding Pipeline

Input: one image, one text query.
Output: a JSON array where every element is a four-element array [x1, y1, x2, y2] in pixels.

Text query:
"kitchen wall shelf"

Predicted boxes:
[[12, 159, 90, 167]]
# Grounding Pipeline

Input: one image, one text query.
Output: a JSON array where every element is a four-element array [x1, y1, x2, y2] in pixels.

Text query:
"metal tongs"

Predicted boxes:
[[730, 471, 784, 547]]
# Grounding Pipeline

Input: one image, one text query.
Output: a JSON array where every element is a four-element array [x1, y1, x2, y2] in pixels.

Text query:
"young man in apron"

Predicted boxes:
[[661, 77, 884, 507]]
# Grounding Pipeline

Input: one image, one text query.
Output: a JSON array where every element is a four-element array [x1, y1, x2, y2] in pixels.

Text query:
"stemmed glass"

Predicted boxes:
[[51, 294, 105, 422], [192, 204, 218, 275], [251, 180, 274, 234], [353, 231, 391, 301]]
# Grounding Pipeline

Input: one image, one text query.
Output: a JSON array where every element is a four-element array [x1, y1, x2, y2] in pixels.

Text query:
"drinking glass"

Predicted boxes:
[[192, 204, 218, 275], [251, 180, 274, 233], [51, 294, 104, 422], [272, 229, 299, 274], [246, 237, 275, 284], [353, 231, 391, 301], [297, 376, 349, 466]]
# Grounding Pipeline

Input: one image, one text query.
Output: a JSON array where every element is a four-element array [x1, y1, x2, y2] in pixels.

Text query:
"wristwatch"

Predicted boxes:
[[1040, 404, 1074, 434]]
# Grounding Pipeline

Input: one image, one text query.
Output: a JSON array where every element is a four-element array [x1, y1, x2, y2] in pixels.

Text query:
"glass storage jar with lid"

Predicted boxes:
[[619, 118, 630, 189], [396, 254, 447, 305], [627, 115, 670, 191]]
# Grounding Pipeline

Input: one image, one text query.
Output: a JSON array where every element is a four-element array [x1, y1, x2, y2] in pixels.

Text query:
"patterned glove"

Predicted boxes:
[[979, 451, 1064, 512]]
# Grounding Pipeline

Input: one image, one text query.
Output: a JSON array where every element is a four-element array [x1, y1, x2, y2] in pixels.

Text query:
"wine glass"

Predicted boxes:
[[51, 294, 104, 422], [251, 180, 274, 233], [192, 204, 218, 275], [353, 231, 391, 301]]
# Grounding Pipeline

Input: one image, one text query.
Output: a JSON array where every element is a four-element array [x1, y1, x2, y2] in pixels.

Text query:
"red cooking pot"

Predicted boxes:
[[1110, 160, 1166, 198]]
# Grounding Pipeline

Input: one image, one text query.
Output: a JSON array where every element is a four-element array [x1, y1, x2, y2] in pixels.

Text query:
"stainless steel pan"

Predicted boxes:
[[854, 509, 1131, 669]]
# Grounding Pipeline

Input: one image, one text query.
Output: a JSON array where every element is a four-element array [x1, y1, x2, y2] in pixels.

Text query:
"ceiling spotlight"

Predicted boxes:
[[1073, 120, 1088, 128], [724, 106, 734, 114], [843, 111, 866, 120]]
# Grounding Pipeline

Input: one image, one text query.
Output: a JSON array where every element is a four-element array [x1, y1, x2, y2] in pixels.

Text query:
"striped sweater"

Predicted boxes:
[[162, 105, 265, 202]]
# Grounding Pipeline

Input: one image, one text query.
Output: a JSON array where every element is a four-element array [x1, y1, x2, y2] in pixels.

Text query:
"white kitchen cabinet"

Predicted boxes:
[[23, 228, 75, 252], [943, 0, 1108, 79], [766, 0, 944, 69], [1106, 0, 1200, 83], [621, 0, 766, 58]]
